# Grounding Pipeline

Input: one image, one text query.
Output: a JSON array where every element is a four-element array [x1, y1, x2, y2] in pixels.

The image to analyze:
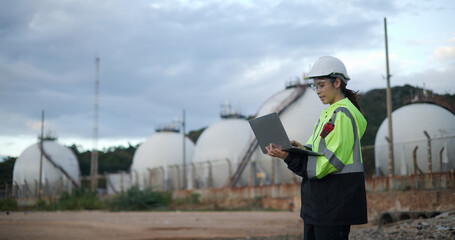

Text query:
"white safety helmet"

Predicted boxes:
[[307, 56, 350, 84]]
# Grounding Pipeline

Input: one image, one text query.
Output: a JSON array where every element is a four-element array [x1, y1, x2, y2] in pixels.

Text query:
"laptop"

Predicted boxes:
[[249, 112, 322, 156]]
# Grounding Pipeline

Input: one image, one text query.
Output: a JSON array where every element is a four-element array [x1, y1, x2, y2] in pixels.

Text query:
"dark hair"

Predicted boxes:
[[328, 77, 362, 114], [339, 80, 363, 114]]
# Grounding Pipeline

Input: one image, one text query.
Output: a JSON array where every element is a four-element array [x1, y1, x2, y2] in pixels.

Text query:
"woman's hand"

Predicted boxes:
[[266, 143, 289, 160], [291, 140, 304, 149]]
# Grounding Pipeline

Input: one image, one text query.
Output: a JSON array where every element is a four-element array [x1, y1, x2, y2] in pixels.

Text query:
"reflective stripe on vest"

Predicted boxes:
[[307, 107, 364, 179]]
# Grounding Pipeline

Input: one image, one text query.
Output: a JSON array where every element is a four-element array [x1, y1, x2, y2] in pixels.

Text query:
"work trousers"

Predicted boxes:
[[303, 222, 350, 240]]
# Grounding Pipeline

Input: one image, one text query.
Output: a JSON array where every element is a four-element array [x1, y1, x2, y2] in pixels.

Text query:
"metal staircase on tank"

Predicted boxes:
[[39, 144, 80, 188], [228, 82, 307, 187]]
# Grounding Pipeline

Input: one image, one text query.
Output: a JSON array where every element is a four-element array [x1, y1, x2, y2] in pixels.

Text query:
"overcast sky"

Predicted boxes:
[[1, 0, 454, 158]]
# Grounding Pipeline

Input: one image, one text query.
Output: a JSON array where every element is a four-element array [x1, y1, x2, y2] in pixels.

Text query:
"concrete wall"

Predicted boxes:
[[173, 172, 455, 224], [365, 171, 455, 192], [367, 190, 455, 223]]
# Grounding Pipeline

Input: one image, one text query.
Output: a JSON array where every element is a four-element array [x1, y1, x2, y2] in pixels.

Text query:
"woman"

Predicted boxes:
[[266, 56, 367, 240]]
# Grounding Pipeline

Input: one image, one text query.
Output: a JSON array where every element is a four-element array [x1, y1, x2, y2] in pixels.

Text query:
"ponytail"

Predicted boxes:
[[340, 81, 363, 114]]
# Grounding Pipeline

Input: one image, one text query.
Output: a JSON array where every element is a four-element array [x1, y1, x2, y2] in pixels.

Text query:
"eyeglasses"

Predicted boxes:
[[310, 79, 334, 91]]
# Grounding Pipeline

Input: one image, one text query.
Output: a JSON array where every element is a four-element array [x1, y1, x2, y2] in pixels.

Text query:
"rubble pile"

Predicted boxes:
[[350, 213, 455, 240]]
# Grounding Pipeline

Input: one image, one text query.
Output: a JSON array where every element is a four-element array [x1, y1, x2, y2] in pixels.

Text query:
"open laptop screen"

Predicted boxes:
[[248, 112, 322, 156]]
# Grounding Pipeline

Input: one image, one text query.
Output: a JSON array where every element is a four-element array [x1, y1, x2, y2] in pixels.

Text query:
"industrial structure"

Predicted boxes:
[[374, 103, 455, 176], [125, 79, 328, 191], [9, 79, 455, 208], [12, 138, 80, 198], [90, 57, 100, 192], [190, 102, 252, 189], [247, 80, 326, 186], [130, 122, 195, 191], [114, 80, 455, 193]]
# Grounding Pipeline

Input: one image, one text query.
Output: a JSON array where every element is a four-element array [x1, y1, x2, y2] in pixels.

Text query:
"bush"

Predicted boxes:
[[30, 188, 104, 211], [34, 198, 57, 211], [108, 186, 172, 211], [173, 193, 202, 208], [58, 188, 104, 210], [0, 198, 18, 211], [188, 193, 201, 204]]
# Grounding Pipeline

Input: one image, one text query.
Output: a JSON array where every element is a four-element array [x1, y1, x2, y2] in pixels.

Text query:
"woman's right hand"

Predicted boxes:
[[266, 143, 289, 160]]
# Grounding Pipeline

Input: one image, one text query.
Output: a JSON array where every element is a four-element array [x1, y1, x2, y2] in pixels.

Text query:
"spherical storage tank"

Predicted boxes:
[[249, 82, 326, 185], [131, 129, 195, 190], [191, 114, 253, 189], [375, 103, 455, 176], [13, 139, 80, 197]]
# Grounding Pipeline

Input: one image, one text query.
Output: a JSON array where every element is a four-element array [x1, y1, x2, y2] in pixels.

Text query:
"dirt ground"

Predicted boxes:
[[0, 211, 307, 240], [7, 210, 453, 240]]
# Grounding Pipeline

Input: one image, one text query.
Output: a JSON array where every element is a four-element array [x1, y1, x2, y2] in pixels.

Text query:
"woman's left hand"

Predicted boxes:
[[266, 143, 289, 160]]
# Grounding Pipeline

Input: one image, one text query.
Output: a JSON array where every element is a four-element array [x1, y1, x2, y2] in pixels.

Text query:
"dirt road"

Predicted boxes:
[[5, 211, 452, 240], [0, 211, 304, 240]]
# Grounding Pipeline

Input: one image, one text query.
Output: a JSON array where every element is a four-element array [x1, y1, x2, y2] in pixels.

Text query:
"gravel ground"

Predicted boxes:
[[350, 211, 455, 240]]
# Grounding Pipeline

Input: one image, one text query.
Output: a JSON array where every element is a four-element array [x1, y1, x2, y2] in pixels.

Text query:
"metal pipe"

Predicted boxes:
[[24, 180, 30, 197], [271, 158, 276, 185], [147, 168, 153, 187], [191, 162, 196, 189], [38, 110, 44, 199], [384, 18, 394, 177], [91, 57, 100, 192], [45, 178, 49, 197], [34, 180, 38, 197], [423, 130, 432, 173], [182, 110, 186, 189], [440, 147, 445, 172], [120, 171, 124, 193], [249, 161, 256, 187], [171, 165, 180, 190], [225, 159, 232, 185], [413, 146, 423, 174], [68, 177, 73, 195], [158, 166, 166, 191], [206, 161, 213, 188], [133, 169, 139, 187]]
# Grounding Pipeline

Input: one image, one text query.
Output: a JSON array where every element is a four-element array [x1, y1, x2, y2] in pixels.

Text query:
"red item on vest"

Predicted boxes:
[[320, 122, 334, 138]]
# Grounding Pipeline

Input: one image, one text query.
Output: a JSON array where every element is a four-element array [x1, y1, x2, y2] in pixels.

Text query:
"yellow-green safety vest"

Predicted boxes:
[[305, 98, 367, 179]]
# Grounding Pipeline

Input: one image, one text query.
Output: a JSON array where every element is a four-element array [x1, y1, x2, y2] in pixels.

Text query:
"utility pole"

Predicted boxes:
[[91, 57, 100, 192], [384, 18, 394, 176], [38, 110, 44, 199], [182, 109, 186, 190]]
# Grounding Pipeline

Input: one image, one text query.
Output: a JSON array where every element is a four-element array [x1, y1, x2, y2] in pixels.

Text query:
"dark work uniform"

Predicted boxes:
[[284, 98, 368, 240]]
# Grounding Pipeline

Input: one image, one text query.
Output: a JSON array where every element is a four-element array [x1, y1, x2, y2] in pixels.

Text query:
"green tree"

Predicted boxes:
[[68, 143, 138, 176], [68, 144, 92, 176], [187, 127, 206, 143], [99, 144, 137, 173], [0, 157, 16, 185]]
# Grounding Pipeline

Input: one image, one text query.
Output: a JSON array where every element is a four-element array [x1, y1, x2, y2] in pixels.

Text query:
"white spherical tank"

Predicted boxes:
[[192, 117, 253, 188], [250, 84, 327, 185], [131, 131, 195, 190], [13, 140, 80, 197], [374, 103, 455, 176]]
